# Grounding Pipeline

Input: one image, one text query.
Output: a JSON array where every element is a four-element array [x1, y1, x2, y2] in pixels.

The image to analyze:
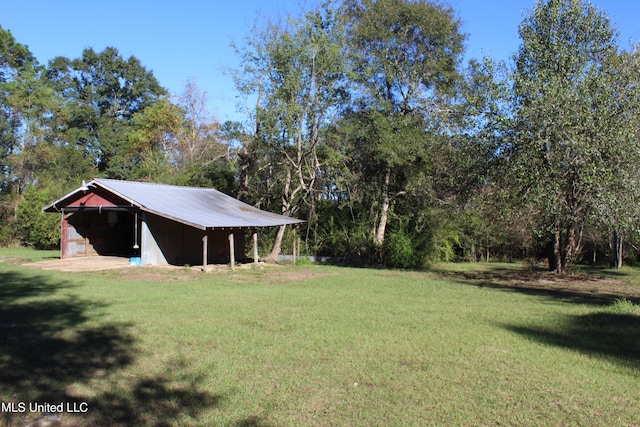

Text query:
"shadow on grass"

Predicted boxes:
[[502, 311, 640, 371], [575, 266, 633, 278], [432, 264, 640, 370], [86, 358, 223, 427], [432, 264, 640, 307], [235, 416, 276, 427], [0, 269, 221, 426]]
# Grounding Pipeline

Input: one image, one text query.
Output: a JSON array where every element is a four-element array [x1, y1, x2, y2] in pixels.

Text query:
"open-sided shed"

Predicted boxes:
[[43, 178, 304, 266]]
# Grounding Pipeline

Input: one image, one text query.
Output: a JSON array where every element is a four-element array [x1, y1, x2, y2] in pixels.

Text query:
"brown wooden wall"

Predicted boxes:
[[141, 213, 246, 266]]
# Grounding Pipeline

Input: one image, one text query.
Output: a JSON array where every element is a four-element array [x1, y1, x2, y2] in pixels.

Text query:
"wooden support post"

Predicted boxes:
[[60, 210, 66, 259], [253, 231, 259, 265], [292, 226, 297, 266], [202, 234, 208, 268], [228, 232, 235, 270]]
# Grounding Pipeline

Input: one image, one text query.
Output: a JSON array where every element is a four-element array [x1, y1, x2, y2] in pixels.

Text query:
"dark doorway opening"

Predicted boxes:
[[65, 210, 138, 258]]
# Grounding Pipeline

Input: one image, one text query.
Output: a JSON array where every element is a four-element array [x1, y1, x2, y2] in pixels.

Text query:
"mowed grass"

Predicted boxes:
[[0, 250, 638, 426]]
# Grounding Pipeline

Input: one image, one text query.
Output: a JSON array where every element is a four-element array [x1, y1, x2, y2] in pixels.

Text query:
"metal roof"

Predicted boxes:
[[44, 178, 304, 230]]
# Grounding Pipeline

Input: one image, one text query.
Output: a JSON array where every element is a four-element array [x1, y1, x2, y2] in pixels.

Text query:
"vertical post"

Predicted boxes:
[[60, 210, 65, 259], [202, 234, 208, 268], [141, 212, 149, 265], [228, 232, 235, 270], [60, 208, 67, 259], [253, 231, 259, 265], [292, 226, 297, 266]]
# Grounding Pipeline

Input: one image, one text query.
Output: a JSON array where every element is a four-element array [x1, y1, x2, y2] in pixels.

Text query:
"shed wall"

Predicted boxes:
[[141, 213, 246, 266]]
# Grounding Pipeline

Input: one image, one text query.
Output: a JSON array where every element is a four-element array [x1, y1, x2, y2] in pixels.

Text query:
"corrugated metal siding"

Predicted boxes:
[[93, 179, 304, 230]]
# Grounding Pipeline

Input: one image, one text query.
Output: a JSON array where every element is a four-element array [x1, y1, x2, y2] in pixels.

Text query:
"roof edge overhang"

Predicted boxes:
[[205, 220, 307, 231], [60, 206, 139, 213], [43, 178, 307, 229], [90, 179, 140, 207], [140, 207, 305, 231], [42, 178, 141, 213]]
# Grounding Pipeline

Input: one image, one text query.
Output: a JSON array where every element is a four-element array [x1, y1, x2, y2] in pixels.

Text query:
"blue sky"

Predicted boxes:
[[3, 0, 639, 123]]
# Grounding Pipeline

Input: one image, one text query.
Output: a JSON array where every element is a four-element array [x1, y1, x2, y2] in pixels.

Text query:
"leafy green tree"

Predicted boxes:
[[45, 47, 166, 178], [445, 58, 524, 263], [126, 96, 183, 181], [0, 25, 36, 192], [343, 0, 465, 247], [234, 3, 347, 258], [16, 181, 62, 249], [173, 79, 227, 169], [509, 0, 636, 273], [0, 26, 70, 244], [219, 120, 251, 199], [591, 48, 640, 268]]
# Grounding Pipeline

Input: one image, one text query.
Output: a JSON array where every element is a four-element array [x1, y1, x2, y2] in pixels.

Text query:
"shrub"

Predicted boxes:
[[383, 228, 416, 269], [16, 184, 61, 249]]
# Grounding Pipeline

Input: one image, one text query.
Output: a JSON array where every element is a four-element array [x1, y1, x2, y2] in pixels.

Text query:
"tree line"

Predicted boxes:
[[1, 0, 639, 273]]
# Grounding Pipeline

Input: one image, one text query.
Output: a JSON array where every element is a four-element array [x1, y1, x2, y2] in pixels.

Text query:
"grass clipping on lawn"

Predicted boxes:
[[0, 253, 638, 426]]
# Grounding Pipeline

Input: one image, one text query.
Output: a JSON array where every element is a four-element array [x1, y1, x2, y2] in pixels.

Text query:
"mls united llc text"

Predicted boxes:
[[1, 401, 88, 413]]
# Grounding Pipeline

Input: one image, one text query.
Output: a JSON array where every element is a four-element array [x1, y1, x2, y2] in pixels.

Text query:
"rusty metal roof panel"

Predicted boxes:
[[80, 179, 304, 229]]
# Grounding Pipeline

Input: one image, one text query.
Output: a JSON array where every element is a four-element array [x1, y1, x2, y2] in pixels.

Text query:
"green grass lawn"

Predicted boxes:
[[1, 250, 638, 426]]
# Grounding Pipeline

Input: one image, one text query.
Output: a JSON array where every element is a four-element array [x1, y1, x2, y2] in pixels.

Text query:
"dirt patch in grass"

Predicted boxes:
[[119, 271, 194, 282], [509, 272, 639, 298], [435, 265, 640, 304], [107, 263, 333, 285], [105, 265, 198, 282], [25, 256, 130, 272], [256, 269, 333, 285]]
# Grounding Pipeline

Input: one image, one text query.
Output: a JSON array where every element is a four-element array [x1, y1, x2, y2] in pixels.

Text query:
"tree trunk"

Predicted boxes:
[[374, 168, 391, 246], [266, 224, 287, 261], [551, 229, 561, 273], [551, 222, 582, 274], [616, 234, 624, 269], [610, 230, 623, 269], [237, 146, 252, 201], [266, 169, 292, 261]]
